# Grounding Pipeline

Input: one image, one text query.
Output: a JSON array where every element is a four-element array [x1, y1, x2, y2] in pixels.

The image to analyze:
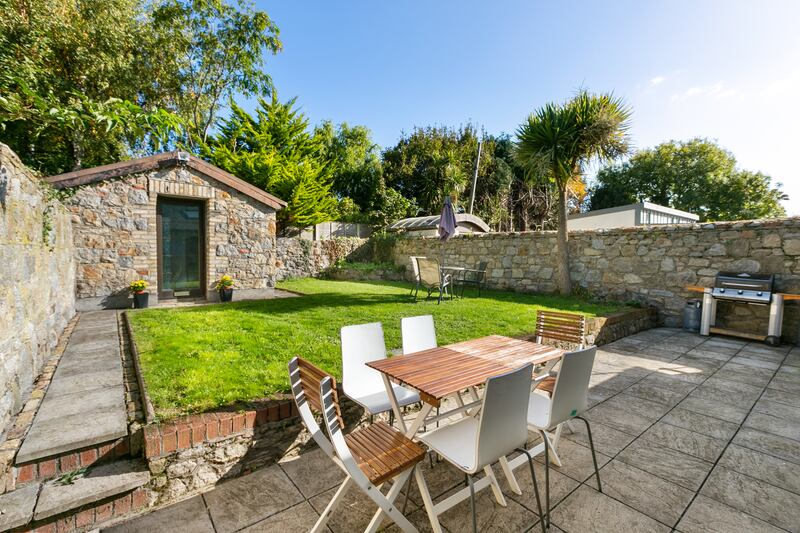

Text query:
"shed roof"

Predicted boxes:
[[387, 213, 491, 233], [45, 152, 286, 210]]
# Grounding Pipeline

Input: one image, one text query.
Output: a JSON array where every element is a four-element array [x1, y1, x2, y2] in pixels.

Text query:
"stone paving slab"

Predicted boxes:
[[0, 482, 40, 530], [106, 495, 214, 533], [17, 310, 127, 463], [34, 460, 149, 521], [104, 328, 800, 533]]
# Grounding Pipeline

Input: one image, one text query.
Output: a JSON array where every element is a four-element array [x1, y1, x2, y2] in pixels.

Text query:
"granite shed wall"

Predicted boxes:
[[65, 166, 278, 309]]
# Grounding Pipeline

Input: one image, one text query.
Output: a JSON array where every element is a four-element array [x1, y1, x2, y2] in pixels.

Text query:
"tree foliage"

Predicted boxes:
[[199, 94, 338, 228], [589, 138, 787, 221], [515, 90, 632, 292]]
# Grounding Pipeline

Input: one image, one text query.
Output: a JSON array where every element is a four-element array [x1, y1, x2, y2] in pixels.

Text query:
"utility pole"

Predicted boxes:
[[468, 140, 482, 214]]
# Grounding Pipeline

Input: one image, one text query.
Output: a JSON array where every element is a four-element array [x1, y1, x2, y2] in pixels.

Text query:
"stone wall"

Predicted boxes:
[[66, 166, 277, 309], [0, 145, 75, 437], [392, 218, 800, 341], [276, 237, 367, 280]]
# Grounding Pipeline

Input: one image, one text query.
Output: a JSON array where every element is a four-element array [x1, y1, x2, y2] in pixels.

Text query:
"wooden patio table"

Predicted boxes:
[[367, 335, 564, 533]]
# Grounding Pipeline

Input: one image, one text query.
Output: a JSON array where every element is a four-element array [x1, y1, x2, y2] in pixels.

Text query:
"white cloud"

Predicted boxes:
[[649, 76, 666, 86], [670, 81, 738, 102]]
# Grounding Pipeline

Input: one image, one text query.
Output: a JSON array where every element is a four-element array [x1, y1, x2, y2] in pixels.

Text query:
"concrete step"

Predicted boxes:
[[16, 311, 128, 465], [0, 460, 149, 531], [34, 460, 150, 523]]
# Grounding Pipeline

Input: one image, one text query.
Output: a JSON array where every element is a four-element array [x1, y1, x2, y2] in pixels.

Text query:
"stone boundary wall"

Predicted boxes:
[[0, 144, 76, 438], [276, 236, 367, 280], [392, 217, 800, 341]]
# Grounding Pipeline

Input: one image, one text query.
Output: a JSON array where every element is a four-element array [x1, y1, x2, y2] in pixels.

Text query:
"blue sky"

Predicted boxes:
[[253, 0, 800, 214]]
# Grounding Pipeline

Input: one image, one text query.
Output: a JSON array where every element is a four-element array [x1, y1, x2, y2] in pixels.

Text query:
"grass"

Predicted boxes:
[[128, 279, 625, 419]]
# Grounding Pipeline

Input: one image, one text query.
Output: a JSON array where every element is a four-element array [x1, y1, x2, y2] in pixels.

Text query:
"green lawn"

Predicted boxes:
[[129, 279, 625, 419]]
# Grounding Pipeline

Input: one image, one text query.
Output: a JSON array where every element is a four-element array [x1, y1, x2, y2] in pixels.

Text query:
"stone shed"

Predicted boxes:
[[46, 152, 285, 309]]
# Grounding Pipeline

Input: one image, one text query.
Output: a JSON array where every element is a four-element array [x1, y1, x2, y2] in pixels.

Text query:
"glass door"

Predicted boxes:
[[157, 198, 205, 299]]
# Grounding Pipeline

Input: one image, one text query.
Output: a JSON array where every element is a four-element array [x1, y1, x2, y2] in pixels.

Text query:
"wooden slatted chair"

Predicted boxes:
[[288, 357, 427, 533], [531, 311, 587, 468]]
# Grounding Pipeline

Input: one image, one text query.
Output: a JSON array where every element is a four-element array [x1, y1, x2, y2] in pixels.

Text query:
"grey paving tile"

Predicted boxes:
[[599, 459, 694, 526], [587, 384, 619, 406], [33, 386, 124, 423], [729, 356, 781, 370], [535, 438, 611, 484], [309, 482, 420, 533], [743, 411, 800, 442], [204, 464, 304, 533], [676, 494, 785, 533], [585, 394, 668, 436], [405, 455, 468, 503], [743, 343, 792, 356], [498, 456, 579, 514], [636, 373, 699, 395], [760, 387, 800, 408], [753, 397, 800, 424], [435, 480, 539, 533], [239, 502, 321, 533], [686, 382, 759, 412], [105, 496, 214, 533], [653, 366, 711, 384], [640, 421, 727, 462], [661, 407, 739, 441], [677, 396, 749, 424], [700, 466, 800, 531], [46, 368, 123, 396], [712, 363, 773, 386], [718, 444, 800, 495], [673, 354, 727, 371], [562, 419, 637, 456], [616, 438, 714, 491], [736, 349, 786, 364], [279, 447, 345, 499], [550, 485, 670, 533], [625, 381, 688, 407], [733, 427, 800, 465], [769, 376, 800, 395]]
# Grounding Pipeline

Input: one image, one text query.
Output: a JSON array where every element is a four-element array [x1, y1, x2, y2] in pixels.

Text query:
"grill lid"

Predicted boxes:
[[714, 272, 774, 293]]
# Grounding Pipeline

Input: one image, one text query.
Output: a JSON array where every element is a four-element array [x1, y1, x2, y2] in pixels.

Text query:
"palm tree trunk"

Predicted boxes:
[[556, 184, 571, 294]]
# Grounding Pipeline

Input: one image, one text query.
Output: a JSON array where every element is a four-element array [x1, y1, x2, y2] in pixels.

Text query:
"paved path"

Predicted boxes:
[[17, 311, 127, 463], [106, 329, 800, 532]]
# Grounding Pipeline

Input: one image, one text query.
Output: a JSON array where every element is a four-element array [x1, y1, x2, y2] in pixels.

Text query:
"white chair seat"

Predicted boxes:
[[419, 416, 480, 472], [350, 384, 420, 415], [526, 390, 552, 430]]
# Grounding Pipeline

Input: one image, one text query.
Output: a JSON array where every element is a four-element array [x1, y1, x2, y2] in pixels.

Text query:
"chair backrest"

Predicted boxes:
[[417, 257, 441, 288], [535, 310, 586, 348], [288, 356, 343, 458], [548, 346, 596, 427], [320, 376, 372, 489], [401, 315, 437, 355], [341, 322, 388, 399], [409, 256, 424, 281], [473, 363, 533, 473]]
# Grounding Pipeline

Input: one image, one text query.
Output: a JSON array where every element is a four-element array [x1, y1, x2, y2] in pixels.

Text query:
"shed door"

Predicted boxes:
[[157, 198, 205, 299]]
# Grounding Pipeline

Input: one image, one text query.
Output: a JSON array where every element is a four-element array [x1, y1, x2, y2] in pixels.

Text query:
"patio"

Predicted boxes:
[[106, 327, 800, 533]]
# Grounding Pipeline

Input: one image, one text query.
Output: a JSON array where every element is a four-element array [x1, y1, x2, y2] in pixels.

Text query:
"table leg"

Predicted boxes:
[[382, 374, 408, 433]]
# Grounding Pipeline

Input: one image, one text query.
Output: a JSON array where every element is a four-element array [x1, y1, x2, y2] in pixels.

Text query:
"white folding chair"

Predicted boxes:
[[342, 322, 420, 425], [418, 364, 546, 533], [527, 346, 601, 528], [288, 357, 425, 533]]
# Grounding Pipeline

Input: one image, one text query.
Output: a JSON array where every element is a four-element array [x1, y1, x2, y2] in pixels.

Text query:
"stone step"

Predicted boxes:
[[0, 459, 149, 531], [16, 310, 128, 465]]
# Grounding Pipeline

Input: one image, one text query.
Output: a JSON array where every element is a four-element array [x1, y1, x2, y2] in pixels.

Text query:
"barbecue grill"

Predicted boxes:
[[697, 272, 783, 345]]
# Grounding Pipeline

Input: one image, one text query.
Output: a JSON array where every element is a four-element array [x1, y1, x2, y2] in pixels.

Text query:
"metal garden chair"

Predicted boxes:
[[414, 257, 452, 304], [341, 322, 420, 425], [417, 364, 546, 533], [458, 261, 488, 297], [527, 346, 601, 529]]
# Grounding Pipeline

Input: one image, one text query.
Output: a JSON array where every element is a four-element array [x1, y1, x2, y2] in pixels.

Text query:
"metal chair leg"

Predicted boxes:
[[467, 473, 477, 533], [402, 465, 415, 514], [517, 448, 546, 533], [389, 410, 394, 427], [576, 416, 602, 492], [540, 430, 550, 528]]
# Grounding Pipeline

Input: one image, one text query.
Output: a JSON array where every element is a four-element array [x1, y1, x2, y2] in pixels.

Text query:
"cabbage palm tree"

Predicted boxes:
[[515, 90, 631, 293]]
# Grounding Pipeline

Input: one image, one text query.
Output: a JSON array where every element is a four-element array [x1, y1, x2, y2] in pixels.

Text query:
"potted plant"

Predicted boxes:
[[129, 280, 149, 309], [216, 275, 234, 302]]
